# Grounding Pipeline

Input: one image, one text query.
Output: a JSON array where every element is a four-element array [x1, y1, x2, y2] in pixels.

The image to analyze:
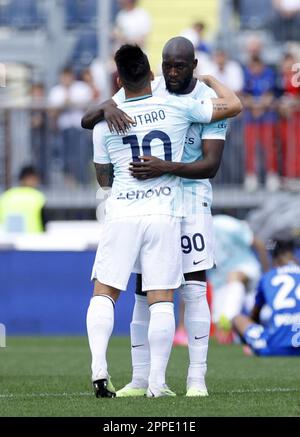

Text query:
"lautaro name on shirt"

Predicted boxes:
[[130, 110, 166, 126]]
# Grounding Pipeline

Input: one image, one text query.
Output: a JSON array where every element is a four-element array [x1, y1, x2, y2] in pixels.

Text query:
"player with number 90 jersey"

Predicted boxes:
[[93, 94, 213, 220], [113, 76, 228, 273]]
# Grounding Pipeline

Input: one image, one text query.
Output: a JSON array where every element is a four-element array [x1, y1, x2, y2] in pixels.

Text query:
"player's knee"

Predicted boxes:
[[232, 314, 248, 334], [227, 271, 248, 285], [93, 280, 120, 302], [147, 290, 174, 305]]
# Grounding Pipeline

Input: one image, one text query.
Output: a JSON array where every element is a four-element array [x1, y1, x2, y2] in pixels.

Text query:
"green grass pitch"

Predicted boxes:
[[0, 336, 299, 417]]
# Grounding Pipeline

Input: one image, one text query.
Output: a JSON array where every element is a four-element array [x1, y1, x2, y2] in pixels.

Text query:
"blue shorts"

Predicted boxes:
[[244, 323, 300, 356]]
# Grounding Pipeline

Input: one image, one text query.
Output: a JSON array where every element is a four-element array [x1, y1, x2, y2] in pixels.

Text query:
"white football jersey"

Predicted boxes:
[[113, 76, 228, 209], [93, 94, 213, 219]]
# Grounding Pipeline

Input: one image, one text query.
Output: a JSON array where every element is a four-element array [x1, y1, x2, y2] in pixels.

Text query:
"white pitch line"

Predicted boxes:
[[0, 387, 299, 399], [217, 388, 300, 394], [0, 392, 92, 399]]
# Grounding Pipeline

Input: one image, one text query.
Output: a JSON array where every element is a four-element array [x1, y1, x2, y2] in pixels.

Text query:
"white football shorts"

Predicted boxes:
[[133, 210, 214, 275], [92, 215, 183, 291], [181, 211, 214, 273]]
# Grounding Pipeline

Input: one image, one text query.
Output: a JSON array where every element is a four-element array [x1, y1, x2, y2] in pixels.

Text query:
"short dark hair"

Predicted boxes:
[[272, 239, 295, 259], [114, 45, 151, 92], [18, 165, 39, 181]]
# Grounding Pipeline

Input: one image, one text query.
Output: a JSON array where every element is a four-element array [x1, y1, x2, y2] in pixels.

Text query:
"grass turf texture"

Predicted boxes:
[[0, 337, 299, 417]]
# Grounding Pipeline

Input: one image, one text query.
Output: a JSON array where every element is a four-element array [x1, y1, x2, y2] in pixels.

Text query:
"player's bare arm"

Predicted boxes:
[[82, 75, 242, 132], [94, 163, 114, 188], [250, 304, 262, 324], [81, 99, 134, 133], [232, 302, 262, 337], [130, 139, 224, 180], [201, 75, 243, 120]]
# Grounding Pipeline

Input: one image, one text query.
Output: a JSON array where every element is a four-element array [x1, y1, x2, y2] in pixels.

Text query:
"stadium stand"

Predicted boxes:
[[1, 0, 300, 214], [65, 0, 97, 28], [70, 31, 98, 71], [140, 0, 218, 70], [237, 0, 274, 29], [0, 0, 44, 29]]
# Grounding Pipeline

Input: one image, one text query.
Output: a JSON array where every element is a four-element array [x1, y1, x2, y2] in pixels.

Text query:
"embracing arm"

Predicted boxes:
[[201, 75, 243, 121], [129, 139, 224, 180], [81, 104, 107, 130], [164, 139, 224, 179], [81, 99, 134, 133]]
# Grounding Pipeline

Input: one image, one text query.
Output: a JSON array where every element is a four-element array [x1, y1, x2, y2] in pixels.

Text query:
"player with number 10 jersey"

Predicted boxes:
[[92, 93, 213, 291], [113, 74, 228, 273]]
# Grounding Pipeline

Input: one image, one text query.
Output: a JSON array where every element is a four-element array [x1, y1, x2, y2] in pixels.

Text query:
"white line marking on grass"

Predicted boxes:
[[0, 392, 93, 399], [0, 387, 299, 399], [216, 388, 300, 395]]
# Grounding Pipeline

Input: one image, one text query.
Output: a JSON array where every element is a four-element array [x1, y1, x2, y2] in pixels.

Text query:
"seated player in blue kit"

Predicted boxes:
[[233, 240, 300, 356]]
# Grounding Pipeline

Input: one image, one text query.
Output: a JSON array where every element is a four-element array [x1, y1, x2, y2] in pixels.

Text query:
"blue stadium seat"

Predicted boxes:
[[65, 0, 80, 27], [80, 0, 97, 25], [71, 31, 98, 70], [65, 0, 97, 28], [1, 0, 44, 29], [239, 0, 273, 29]]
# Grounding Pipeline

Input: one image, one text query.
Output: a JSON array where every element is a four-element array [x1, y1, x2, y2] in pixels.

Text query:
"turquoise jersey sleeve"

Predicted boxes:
[[93, 122, 111, 164], [170, 95, 213, 124], [202, 119, 228, 140]]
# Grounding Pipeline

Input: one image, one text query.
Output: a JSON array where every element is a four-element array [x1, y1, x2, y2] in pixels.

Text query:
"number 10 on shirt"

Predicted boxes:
[[123, 130, 172, 162]]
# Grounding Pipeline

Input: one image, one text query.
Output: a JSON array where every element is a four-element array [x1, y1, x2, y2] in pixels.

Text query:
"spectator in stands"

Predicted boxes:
[[114, 0, 152, 49], [30, 83, 48, 184], [89, 57, 118, 98], [0, 166, 46, 233], [272, 0, 300, 41], [238, 34, 266, 66], [233, 0, 273, 30], [81, 68, 101, 102], [48, 67, 93, 185], [278, 52, 300, 185], [181, 22, 214, 79], [208, 50, 244, 186], [242, 55, 280, 192], [181, 22, 211, 54], [209, 49, 244, 93]]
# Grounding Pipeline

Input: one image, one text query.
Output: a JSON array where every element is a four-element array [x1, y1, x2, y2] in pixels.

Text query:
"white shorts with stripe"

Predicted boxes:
[[133, 210, 214, 276], [181, 210, 214, 274], [92, 215, 183, 292]]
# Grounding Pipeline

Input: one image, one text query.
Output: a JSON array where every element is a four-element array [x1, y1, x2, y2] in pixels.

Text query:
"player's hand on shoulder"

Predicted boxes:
[[129, 156, 170, 179], [104, 103, 134, 135], [198, 75, 213, 87]]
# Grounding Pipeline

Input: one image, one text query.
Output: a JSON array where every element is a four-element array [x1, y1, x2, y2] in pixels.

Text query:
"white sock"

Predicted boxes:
[[181, 281, 210, 390], [86, 295, 114, 381], [148, 302, 175, 388], [221, 281, 246, 321], [130, 294, 150, 388]]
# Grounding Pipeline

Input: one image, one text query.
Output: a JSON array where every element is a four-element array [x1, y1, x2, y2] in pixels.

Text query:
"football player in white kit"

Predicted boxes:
[[87, 44, 241, 398], [114, 39, 238, 398], [83, 38, 242, 398]]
